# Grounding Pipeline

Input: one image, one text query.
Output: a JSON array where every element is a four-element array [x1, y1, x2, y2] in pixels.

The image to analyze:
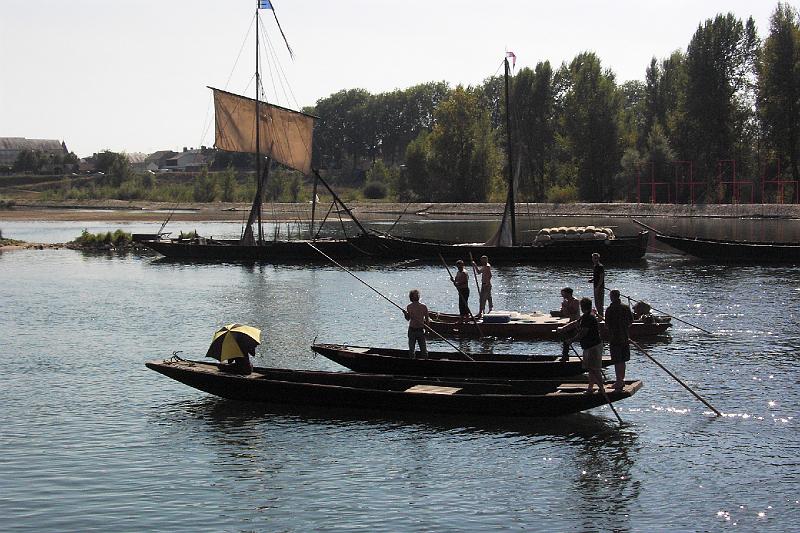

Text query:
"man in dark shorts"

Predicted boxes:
[[588, 253, 605, 319], [568, 297, 604, 394], [605, 289, 633, 390], [404, 289, 429, 358], [453, 260, 471, 321]]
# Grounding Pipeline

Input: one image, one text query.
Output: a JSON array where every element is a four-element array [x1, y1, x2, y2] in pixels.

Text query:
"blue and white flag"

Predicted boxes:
[[258, 0, 273, 9]]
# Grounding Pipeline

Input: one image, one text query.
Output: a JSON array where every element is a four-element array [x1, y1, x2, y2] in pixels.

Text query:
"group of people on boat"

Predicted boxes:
[[548, 253, 635, 393], [452, 255, 493, 318], [555, 288, 633, 393], [403, 252, 640, 394]]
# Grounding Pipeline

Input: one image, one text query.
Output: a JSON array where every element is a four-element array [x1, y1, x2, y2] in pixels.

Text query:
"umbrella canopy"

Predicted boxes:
[[206, 323, 261, 362]]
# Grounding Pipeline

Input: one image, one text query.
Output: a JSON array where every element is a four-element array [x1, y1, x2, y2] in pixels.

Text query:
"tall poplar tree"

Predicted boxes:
[[557, 52, 623, 201], [758, 3, 800, 183], [425, 86, 500, 202], [683, 14, 759, 197]]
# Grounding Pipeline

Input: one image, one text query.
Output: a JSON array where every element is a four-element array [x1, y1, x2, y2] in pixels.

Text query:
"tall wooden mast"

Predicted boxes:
[[504, 56, 516, 245], [254, 6, 263, 243]]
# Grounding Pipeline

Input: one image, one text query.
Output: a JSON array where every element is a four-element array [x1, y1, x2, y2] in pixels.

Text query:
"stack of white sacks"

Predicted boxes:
[[533, 225, 615, 243]]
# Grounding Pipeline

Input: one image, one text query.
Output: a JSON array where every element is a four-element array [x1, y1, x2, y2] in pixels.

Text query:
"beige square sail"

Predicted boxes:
[[212, 87, 314, 175]]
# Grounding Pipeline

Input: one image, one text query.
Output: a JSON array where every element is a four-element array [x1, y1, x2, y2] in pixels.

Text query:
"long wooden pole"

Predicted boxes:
[[467, 252, 483, 310], [438, 253, 483, 338], [307, 243, 475, 361], [568, 343, 623, 425], [607, 288, 713, 335], [630, 340, 723, 417], [504, 56, 516, 245]]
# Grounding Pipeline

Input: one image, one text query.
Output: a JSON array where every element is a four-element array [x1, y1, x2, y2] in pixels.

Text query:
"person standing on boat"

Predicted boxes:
[[404, 289, 429, 359], [555, 287, 581, 361], [473, 255, 493, 317], [604, 289, 633, 390], [568, 297, 604, 394], [589, 253, 605, 319], [453, 260, 471, 321]]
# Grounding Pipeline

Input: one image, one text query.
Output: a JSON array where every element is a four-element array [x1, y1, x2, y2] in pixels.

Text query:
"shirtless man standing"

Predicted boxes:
[[472, 255, 493, 317]]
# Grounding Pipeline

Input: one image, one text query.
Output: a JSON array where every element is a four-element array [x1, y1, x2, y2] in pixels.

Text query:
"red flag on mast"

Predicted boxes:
[[506, 51, 516, 68]]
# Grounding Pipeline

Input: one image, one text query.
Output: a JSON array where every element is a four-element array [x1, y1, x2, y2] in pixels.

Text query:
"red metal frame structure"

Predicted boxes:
[[717, 159, 754, 203], [761, 159, 799, 204], [636, 162, 671, 204], [672, 160, 706, 204]]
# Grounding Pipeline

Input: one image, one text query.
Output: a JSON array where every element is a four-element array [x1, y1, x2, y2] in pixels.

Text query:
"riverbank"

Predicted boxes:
[[1, 199, 800, 223]]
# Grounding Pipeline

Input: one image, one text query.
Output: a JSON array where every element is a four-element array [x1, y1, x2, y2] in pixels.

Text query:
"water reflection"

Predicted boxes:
[[168, 395, 622, 441], [570, 428, 641, 532]]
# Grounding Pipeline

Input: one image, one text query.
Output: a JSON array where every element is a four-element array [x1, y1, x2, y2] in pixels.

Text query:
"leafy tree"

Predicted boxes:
[[362, 181, 388, 199], [91, 150, 132, 186], [426, 86, 500, 202], [312, 88, 371, 179], [192, 167, 217, 202], [289, 174, 301, 202], [404, 130, 431, 200], [211, 150, 253, 171], [758, 3, 800, 182], [557, 52, 623, 201], [12, 149, 43, 172], [219, 166, 237, 202], [645, 52, 689, 164], [683, 13, 759, 194], [511, 62, 556, 200]]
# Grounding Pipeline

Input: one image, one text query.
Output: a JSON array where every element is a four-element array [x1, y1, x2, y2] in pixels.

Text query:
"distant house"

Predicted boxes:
[[127, 152, 149, 172], [145, 150, 177, 172], [0, 137, 68, 167], [78, 158, 96, 173], [165, 148, 208, 171]]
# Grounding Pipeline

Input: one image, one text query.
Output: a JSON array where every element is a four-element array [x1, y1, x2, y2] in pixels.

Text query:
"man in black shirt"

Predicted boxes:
[[568, 297, 604, 394], [605, 289, 633, 390], [589, 253, 605, 319]]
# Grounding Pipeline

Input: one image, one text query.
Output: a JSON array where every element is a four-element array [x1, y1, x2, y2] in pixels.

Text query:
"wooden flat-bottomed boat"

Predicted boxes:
[[427, 311, 671, 340], [352, 231, 649, 264], [145, 358, 642, 418], [634, 219, 800, 263], [311, 343, 612, 378]]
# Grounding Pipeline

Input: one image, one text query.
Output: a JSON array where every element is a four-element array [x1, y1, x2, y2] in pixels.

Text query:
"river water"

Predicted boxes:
[[1, 217, 799, 531]]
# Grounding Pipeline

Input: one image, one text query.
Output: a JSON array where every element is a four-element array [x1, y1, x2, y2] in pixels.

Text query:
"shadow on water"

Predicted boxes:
[[157, 395, 627, 440], [570, 428, 642, 533]]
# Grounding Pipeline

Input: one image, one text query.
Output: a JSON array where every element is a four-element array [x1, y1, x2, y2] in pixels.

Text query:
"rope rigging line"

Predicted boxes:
[[256, 12, 312, 164]]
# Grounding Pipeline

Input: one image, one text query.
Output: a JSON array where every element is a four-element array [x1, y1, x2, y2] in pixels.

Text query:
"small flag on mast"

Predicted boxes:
[[506, 51, 516, 68], [257, 0, 293, 59]]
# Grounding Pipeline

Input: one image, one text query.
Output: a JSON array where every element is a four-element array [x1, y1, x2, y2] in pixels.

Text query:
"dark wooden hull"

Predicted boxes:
[[145, 359, 641, 417], [427, 311, 671, 340], [653, 233, 800, 263], [139, 237, 366, 262], [351, 231, 649, 263], [311, 343, 612, 378]]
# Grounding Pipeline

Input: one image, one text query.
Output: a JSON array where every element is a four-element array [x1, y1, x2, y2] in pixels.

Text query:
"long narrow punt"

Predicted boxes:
[[427, 311, 671, 340], [146, 359, 642, 418], [311, 343, 613, 378], [633, 219, 800, 263]]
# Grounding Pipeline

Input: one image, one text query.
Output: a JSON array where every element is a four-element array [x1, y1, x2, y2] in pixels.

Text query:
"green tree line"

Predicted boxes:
[[18, 5, 799, 205], [305, 4, 800, 204]]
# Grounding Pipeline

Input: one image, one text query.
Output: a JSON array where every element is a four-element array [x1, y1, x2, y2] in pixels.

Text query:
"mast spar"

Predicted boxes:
[[504, 56, 516, 246]]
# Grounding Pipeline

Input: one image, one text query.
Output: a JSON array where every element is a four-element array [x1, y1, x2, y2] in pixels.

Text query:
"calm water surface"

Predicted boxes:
[[1, 219, 799, 531]]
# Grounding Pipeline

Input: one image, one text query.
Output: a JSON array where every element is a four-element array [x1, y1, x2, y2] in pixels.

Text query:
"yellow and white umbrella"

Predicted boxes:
[[206, 323, 261, 362]]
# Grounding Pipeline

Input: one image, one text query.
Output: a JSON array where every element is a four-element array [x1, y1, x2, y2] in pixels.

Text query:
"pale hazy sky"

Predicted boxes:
[[1, 0, 790, 157]]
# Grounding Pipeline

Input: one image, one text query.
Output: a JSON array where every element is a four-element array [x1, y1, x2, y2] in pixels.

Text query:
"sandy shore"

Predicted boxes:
[[2, 199, 800, 223]]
